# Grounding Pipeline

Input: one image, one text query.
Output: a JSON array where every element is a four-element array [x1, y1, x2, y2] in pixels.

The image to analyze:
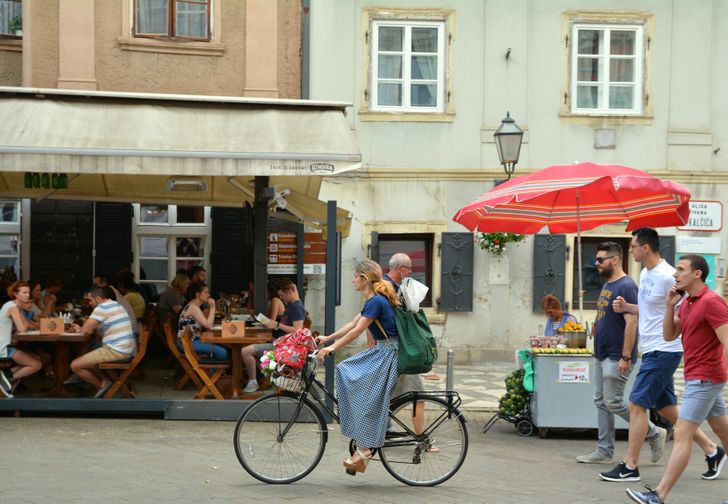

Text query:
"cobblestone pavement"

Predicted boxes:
[[2, 415, 727, 504]]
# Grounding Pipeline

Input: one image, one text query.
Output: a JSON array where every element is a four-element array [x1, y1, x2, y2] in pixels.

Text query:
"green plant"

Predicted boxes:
[[477, 232, 526, 255], [9, 16, 22, 33]]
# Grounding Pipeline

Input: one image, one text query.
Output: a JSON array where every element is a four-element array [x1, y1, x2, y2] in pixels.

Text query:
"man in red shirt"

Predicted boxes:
[[627, 255, 728, 504]]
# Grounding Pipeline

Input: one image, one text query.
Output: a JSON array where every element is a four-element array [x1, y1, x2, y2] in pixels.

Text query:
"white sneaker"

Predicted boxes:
[[0, 370, 13, 398], [243, 380, 259, 393], [648, 427, 667, 463]]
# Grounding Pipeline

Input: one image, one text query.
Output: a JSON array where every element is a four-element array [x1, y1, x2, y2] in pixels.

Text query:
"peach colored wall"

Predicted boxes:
[[0, 50, 22, 86], [28, 0, 60, 88], [278, 0, 301, 98]]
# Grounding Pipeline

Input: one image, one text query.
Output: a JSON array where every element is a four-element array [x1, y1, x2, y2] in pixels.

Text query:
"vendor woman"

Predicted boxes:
[[541, 294, 577, 336]]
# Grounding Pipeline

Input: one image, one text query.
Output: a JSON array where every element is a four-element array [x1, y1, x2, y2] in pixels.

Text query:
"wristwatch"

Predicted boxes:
[[276, 322, 280, 329], [621, 355, 632, 361]]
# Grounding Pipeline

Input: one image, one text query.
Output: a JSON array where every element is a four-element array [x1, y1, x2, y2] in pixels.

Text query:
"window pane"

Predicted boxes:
[[377, 237, 431, 306], [577, 29, 602, 55], [378, 26, 403, 51], [141, 237, 168, 257], [411, 84, 437, 107], [411, 55, 437, 80], [378, 54, 402, 79], [609, 86, 634, 109], [610, 30, 636, 55], [136, 0, 168, 35], [0, 202, 18, 222], [0, 1, 21, 36], [377, 83, 402, 106], [177, 205, 204, 223], [576, 85, 600, 108], [0, 257, 18, 278], [140, 259, 168, 281], [176, 237, 202, 257], [176, 259, 202, 273], [0, 234, 18, 255], [610, 59, 634, 83], [175, 1, 208, 38], [411, 27, 438, 53], [140, 205, 169, 223], [577, 57, 601, 82]]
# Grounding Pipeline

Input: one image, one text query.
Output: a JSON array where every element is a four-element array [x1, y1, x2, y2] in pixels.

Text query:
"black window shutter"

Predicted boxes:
[[210, 206, 253, 297], [532, 234, 566, 312], [370, 231, 379, 260], [659, 235, 676, 266], [439, 232, 474, 312], [94, 202, 132, 278]]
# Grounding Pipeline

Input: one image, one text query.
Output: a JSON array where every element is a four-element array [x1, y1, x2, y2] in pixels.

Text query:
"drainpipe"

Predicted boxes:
[[301, 0, 310, 99]]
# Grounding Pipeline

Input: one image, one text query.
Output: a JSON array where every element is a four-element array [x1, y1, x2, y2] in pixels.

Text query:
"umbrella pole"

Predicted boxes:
[[577, 191, 584, 322]]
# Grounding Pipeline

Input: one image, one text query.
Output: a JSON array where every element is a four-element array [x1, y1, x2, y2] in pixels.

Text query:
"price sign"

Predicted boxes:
[[558, 361, 590, 383]]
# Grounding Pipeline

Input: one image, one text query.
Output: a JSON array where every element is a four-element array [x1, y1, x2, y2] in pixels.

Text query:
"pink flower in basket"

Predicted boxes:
[[259, 351, 278, 376]]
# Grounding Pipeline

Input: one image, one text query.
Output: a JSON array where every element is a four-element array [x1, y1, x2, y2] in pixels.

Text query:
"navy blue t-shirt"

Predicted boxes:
[[274, 300, 306, 338], [383, 273, 400, 292], [361, 294, 398, 340], [594, 275, 639, 361]]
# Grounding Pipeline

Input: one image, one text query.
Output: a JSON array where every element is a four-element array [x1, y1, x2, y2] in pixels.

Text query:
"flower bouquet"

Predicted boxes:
[[259, 351, 278, 376], [477, 232, 526, 256], [259, 351, 304, 392]]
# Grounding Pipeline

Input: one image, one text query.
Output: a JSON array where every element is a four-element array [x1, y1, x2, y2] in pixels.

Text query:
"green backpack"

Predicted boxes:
[[392, 306, 437, 374]]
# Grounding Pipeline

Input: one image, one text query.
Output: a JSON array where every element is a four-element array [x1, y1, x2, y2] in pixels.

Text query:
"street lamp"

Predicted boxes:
[[493, 111, 523, 180]]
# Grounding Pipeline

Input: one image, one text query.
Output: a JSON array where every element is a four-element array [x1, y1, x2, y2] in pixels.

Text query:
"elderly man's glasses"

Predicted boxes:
[[595, 255, 616, 264], [399, 265, 412, 272]]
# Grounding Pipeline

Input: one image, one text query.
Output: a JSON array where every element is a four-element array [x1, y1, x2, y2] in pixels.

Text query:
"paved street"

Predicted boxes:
[[2, 414, 726, 503]]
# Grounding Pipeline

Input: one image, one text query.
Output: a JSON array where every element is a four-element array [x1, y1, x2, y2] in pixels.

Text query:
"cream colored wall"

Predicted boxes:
[[310, 0, 728, 362], [0, 49, 21, 86]]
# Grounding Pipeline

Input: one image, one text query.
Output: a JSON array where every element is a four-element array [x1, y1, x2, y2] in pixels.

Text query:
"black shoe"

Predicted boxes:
[[599, 462, 640, 482], [626, 486, 663, 504], [702, 446, 727, 480]]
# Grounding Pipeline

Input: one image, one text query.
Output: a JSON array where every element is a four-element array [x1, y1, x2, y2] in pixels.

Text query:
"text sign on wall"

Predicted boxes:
[[677, 200, 723, 232]]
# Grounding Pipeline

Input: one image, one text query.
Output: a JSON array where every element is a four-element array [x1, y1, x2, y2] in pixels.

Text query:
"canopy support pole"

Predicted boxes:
[[253, 176, 270, 316], [576, 191, 584, 322], [324, 200, 337, 416]]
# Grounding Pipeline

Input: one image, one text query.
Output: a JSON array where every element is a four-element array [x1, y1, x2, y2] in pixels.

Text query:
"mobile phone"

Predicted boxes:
[[675, 289, 686, 296]]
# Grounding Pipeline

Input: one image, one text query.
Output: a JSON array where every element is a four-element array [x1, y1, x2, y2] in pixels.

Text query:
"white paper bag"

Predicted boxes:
[[400, 277, 429, 312]]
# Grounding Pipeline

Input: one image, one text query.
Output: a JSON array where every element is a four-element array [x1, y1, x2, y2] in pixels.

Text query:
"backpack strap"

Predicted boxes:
[[373, 319, 390, 340]]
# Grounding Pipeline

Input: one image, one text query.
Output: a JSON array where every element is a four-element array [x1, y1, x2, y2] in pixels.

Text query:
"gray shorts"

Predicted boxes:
[[679, 379, 727, 424], [250, 343, 273, 355], [392, 373, 425, 399]]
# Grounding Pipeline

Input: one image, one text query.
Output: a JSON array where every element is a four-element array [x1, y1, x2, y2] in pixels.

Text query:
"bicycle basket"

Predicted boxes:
[[272, 373, 304, 392]]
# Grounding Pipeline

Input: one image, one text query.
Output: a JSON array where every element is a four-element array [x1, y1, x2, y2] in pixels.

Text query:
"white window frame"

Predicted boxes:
[[570, 23, 644, 115], [0, 199, 20, 279], [133, 204, 210, 295], [371, 20, 446, 113]]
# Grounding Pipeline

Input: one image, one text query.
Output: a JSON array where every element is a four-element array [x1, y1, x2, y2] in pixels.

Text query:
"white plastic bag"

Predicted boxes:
[[400, 277, 429, 312]]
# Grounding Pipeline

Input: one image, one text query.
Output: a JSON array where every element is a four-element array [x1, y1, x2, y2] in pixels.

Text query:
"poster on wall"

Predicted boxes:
[[266, 220, 327, 275], [558, 361, 590, 383]]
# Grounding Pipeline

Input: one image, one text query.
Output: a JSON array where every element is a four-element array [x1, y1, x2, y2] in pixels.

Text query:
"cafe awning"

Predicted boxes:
[[0, 86, 358, 235]]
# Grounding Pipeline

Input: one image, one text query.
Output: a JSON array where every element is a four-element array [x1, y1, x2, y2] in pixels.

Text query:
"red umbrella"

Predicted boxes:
[[453, 162, 692, 317]]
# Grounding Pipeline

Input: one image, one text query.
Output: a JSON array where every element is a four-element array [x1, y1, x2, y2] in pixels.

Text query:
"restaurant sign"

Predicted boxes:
[[677, 200, 723, 232], [558, 361, 590, 383], [267, 229, 327, 275]]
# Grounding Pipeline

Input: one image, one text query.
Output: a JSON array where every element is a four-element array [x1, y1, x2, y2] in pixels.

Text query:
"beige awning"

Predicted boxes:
[[0, 86, 358, 235]]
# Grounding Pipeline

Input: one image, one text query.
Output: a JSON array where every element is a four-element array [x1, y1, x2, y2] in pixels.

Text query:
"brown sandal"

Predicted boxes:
[[343, 448, 372, 475]]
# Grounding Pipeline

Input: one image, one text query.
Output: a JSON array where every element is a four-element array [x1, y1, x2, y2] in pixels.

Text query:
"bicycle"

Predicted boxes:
[[233, 352, 469, 486]]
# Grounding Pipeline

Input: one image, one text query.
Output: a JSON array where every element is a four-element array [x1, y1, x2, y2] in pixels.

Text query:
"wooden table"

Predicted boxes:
[[14, 331, 91, 397], [200, 326, 272, 399]]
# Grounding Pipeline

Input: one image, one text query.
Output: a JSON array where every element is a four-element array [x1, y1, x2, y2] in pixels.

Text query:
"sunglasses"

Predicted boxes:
[[595, 255, 616, 264]]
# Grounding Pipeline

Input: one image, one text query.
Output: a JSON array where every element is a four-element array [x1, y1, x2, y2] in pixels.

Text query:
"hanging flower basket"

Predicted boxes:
[[477, 232, 526, 256]]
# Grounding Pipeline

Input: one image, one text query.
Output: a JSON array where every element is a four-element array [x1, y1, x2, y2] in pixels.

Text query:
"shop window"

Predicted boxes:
[[0, 0, 22, 38], [0, 200, 20, 280], [376, 233, 433, 307], [569, 22, 646, 115], [573, 237, 630, 310], [134, 0, 210, 40]]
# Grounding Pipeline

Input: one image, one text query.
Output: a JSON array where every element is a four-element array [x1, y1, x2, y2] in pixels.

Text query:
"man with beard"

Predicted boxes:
[[577, 241, 639, 464]]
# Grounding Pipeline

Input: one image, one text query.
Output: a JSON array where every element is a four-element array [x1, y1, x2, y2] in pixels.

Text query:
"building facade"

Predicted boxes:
[[308, 0, 728, 361]]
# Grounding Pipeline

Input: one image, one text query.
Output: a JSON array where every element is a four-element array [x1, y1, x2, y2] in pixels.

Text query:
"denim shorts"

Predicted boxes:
[[679, 379, 727, 424], [4, 345, 17, 358], [629, 351, 683, 410]]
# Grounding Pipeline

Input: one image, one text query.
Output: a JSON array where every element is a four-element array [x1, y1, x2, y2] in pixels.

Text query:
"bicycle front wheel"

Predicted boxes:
[[379, 396, 468, 486], [233, 392, 327, 484]]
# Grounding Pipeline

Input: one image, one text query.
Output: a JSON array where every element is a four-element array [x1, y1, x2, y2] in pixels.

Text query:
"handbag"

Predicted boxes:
[[376, 307, 437, 375], [272, 328, 317, 370]]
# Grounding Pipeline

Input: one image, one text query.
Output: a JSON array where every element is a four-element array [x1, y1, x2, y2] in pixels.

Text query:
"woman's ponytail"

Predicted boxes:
[[373, 279, 399, 306]]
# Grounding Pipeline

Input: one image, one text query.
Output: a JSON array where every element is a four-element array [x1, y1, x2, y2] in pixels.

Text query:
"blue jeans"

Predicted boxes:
[[177, 340, 229, 360], [593, 357, 660, 457]]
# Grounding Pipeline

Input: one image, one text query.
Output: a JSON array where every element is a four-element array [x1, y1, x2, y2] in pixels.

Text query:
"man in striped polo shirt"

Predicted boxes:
[[70, 285, 137, 398]]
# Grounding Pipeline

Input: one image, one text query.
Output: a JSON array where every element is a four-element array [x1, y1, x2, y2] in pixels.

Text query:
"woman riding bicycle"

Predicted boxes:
[[316, 259, 399, 475]]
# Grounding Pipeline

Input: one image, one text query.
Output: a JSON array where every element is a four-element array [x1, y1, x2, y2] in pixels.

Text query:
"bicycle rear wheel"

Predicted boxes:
[[379, 396, 468, 486], [233, 391, 327, 484]]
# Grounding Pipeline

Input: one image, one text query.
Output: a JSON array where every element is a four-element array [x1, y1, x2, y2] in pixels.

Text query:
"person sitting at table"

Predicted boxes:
[[177, 281, 228, 360], [540, 294, 578, 336], [39, 273, 63, 316], [69, 285, 137, 398], [0, 281, 43, 398], [241, 278, 305, 394], [115, 269, 146, 320], [93, 274, 139, 336], [158, 272, 190, 329]]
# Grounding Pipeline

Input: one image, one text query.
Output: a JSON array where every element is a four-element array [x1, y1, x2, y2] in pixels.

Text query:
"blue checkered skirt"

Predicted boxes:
[[336, 339, 399, 448]]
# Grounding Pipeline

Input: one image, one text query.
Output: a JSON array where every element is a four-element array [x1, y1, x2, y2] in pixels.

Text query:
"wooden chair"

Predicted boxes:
[[98, 326, 149, 399], [179, 327, 231, 400], [163, 321, 203, 391]]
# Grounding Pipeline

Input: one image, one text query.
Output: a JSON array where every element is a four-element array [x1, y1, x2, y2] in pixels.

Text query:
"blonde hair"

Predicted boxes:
[[170, 272, 189, 290], [355, 259, 398, 306]]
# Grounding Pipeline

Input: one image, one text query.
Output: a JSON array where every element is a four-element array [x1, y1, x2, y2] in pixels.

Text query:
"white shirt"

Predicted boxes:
[[0, 300, 16, 358], [638, 259, 682, 353]]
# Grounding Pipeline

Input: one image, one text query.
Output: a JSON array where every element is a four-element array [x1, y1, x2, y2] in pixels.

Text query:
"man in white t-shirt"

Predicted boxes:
[[599, 228, 718, 482]]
